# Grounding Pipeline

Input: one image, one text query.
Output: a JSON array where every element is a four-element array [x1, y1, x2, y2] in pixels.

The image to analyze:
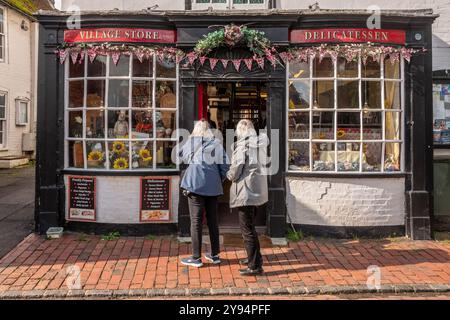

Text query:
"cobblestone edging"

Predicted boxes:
[[0, 284, 449, 299]]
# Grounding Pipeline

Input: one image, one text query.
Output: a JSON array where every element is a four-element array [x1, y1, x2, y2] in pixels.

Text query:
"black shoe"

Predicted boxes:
[[239, 258, 248, 265], [239, 267, 264, 276]]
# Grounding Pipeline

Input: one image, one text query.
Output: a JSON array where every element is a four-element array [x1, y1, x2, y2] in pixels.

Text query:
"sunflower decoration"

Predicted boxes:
[[139, 149, 153, 162], [112, 141, 126, 154], [113, 157, 129, 170], [88, 150, 103, 162], [337, 129, 346, 139]]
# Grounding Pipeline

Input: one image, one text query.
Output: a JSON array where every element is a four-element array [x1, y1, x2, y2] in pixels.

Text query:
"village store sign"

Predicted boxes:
[[290, 28, 406, 45], [64, 28, 176, 44]]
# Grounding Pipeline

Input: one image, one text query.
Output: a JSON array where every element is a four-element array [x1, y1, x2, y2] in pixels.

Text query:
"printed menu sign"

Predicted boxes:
[[68, 176, 96, 221], [140, 177, 171, 222]]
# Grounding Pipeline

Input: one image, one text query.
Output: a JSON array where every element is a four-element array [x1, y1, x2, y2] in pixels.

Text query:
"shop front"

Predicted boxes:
[[35, 9, 436, 240]]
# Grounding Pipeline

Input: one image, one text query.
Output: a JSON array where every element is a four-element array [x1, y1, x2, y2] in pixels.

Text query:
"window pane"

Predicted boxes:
[[363, 143, 382, 172], [312, 111, 334, 139], [384, 143, 401, 172], [133, 56, 153, 77], [288, 111, 309, 139], [69, 58, 85, 78], [156, 110, 176, 138], [68, 111, 83, 138], [289, 81, 310, 109], [362, 111, 382, 140], [132, 141, 154, 169], [86, 141, 106, 169], [0, 121, 3, 145], [337, 57, 358, 78], [69, 141, 84, 168], [312, 143, 335, 171], [156, 81, 177, 108], [69, 81, 84, 108], [0, 35, 3, 60], [385, 112, 401, 140], [313, 81, 334, 109], [313, 57, 334, 78], [108, 110, 129, 138], [18, 102, 27, 123], [362, 58, 380, 78], [337, 142, 360, 172], [337, 81, 359, 109], [156, 59, 176, 78], [288, 142, 310, 171], [108, 80, 129, 108], [0, 106, 5, 119], [156, 141, 176, 169], [86, 110, 105, 138], [385, 58, 400, 79], [132, 80, 152, 108], [0, 94, 4, 107], [87, 55, 107, 77], [385, 81, 401, 109], [289, 61, 310, 79], [0, 9, 3, 34], [132, 110, 153, 139], [337, 112, 360, 140], [362, 81, 381, 109], [109, 55, 130, 77], [109, 141, 129, 170], [86, 80, 105, 108]]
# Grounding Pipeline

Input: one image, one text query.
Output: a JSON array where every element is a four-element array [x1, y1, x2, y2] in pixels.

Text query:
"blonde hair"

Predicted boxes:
[[191, 119, 214, 138], [236, 119, 257, 139]]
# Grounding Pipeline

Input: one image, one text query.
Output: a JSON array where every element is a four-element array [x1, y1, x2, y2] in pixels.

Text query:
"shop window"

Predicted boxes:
[[288, 55, 403, 173], [0, 93, 6, 147], [193, 0, 267, 9], [66, 53, 178, 171], [0, 7, 5, 62]]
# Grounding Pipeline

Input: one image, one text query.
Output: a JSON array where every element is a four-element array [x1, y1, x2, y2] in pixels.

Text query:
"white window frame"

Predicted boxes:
[[64, 53, 179, 172], [0, 92, 7, 148], [0, 6, 6, 63], [15, 99, 29, 126], [191, 0, 268, 10], [286, 54, 405, 174]]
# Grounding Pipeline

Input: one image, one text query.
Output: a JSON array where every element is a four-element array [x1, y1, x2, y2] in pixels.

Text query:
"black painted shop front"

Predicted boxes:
[[35, 10, 436, 240]]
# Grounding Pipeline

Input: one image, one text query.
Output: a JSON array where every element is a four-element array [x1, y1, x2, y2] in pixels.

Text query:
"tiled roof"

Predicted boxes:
[[2, 0, 54, 16]]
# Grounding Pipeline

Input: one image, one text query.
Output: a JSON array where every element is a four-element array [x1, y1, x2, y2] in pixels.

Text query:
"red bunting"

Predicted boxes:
[[135, 51, 145, 63], [70, 51, 79, 64], [232, 59, 241, 71], [187, 53, 197, 65], [255, 58, 265, 70], [111, 51, 121, 65], [221, 59, 230, 69], [199, 56, 207, 66], [59, 49, 69, 64], [244, 59, 253, 70], [209, 58, 219, 70], [87, 48, 97, 63]]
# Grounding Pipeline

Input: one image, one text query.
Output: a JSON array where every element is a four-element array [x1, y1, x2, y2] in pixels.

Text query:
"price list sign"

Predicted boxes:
[[140, 177, 171, 222], [68, 176, 97, 221]]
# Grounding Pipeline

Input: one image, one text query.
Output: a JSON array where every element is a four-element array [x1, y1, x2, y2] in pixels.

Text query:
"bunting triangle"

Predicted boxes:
[[221, 59, 230, 69], [232, 59, 242, 71], [244, 59, 253, 71], [209, 58, 219, 70]]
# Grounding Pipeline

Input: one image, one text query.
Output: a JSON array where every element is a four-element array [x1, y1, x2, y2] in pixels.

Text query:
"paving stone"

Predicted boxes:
[[44, 290, 71, 298], [289, 287, 308, 295], [85, 290, 113, 297], [127, 289, 146, 297], [268, 287, 289, 295], [249, 287, 269, 295], [190, 288, 212, 296], [210, 288, 231, 296], [146, 289, 165, 297], [165, 289, 188, 296], [112, 290, 130, 297]]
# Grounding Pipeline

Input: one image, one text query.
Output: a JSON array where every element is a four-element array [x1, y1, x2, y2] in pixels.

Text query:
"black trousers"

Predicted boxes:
[[238, 206, 263, 270], [187, 194, 220, 260]]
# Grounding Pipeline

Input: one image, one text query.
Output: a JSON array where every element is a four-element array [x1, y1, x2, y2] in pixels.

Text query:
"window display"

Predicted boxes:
[[66, 53, 178, 170], [288, 55, 403, 173], [433, 82, 450, 145]]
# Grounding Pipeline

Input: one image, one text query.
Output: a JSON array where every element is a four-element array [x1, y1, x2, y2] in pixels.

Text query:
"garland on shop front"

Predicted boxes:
[[55, 43, 185, 65]]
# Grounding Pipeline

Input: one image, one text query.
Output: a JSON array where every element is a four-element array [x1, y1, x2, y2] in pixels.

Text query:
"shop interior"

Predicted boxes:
[[203, 81, 268, 228]]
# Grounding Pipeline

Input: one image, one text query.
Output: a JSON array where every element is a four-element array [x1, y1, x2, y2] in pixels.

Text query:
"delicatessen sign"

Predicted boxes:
[[64, 28, 176, 44], [290, 28, 406, 45]]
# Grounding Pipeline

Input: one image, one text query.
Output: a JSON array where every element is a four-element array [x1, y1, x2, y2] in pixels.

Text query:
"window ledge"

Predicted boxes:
[[285, 171, 408, 179], [60, 169, 180, 177]]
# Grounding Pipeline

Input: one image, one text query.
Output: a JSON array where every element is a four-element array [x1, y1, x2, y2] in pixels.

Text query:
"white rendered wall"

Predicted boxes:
[[286, 177, 406, 227], [59, 0, 185, 11]]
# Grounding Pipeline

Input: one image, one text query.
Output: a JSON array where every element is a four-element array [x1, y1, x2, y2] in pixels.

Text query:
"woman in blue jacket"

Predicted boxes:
[[179, 119, 229, 268]]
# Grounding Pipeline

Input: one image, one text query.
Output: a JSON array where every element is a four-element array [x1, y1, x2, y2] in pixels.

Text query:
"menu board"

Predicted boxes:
[[140, 177, 171, 222], [68, 176, 96, 221]]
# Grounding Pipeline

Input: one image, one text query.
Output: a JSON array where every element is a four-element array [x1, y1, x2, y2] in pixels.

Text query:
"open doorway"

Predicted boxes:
[[199, 81, 268, 229]]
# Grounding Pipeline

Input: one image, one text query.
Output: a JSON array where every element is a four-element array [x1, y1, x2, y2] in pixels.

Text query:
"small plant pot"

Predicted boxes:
[[139, 159, 152, 168], [87, 160, 102, 168]]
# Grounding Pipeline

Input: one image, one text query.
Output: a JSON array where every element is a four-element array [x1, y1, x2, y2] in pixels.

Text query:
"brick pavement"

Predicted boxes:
[[0, 234, 449, 298]]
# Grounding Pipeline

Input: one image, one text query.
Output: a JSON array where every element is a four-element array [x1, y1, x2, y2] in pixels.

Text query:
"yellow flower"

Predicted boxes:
[[113, 157, 129, 170], [337, 129, 346, 139], [112, 141, 126, 154], [88, 150, 103, 161], [139, 149, 152, 162]]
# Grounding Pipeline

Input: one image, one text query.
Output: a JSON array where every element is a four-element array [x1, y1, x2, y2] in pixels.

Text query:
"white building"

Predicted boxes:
[[57, 0, 450, 72], [0, 0, 54, 168]]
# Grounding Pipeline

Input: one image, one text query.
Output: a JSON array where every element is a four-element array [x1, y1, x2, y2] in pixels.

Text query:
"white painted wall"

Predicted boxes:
[[59, 0, 185, 11], [0, 5, 36, 157], [286, 177, 406, 226], [278, 0, 450, 71], [64, 176, 180, 224]]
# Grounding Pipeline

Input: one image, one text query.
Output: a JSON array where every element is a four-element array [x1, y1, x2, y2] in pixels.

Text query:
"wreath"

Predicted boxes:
[[194, 24, 274, 59]]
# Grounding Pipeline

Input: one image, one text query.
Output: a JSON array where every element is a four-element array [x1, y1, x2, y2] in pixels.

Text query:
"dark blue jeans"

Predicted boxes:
[[187, 194, 220, 260]]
